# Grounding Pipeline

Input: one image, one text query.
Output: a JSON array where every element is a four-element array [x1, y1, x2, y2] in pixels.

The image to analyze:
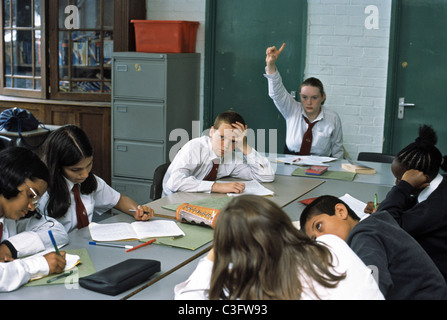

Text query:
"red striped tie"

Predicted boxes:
[[72, 184, 89, 229], [204, 162, 220, 181], [299, 117, 319, 155]]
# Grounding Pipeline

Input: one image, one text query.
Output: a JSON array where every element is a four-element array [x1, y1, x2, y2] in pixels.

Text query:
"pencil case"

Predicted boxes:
[[79, 259, 160, 296], [176, 203, 220, 228]]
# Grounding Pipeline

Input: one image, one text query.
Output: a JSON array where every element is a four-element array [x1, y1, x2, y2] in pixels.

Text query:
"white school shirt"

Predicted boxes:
[[264, 69, 344, 158], [417, 173, 443, 203], [162, 136, 275, 197], [38, 175, 121, 233], [0, 215, 69, 292], [174, 234, 384, 300]]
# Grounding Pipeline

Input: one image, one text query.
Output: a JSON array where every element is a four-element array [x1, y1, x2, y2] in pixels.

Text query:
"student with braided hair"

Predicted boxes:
[[377, 124, 447, 282]]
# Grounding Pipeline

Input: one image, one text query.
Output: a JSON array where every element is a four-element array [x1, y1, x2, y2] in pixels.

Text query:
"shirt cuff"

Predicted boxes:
[[6, 231, 46, 258]]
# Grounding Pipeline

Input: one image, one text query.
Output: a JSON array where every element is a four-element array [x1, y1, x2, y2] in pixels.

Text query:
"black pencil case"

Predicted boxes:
[[79, 259, 161, 296]]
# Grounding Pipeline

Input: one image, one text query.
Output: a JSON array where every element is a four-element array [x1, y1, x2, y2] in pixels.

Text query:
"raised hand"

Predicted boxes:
[[265, 43, 285, 74]]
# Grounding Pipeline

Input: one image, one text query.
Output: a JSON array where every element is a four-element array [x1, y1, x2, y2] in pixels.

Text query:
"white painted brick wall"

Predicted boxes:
[[145, 0, 392, 159], [306, 0, 392, 159]]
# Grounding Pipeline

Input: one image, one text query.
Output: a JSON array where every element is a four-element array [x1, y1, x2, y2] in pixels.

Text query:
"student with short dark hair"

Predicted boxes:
[[265, 43, 343, 157], [162, 111, 275, 197], [377, 124, 447, 282], [38, 125, 154, 233], [300, 195, 447, 300], [0, 147, 67, 292], [174, 195, 383, 300]]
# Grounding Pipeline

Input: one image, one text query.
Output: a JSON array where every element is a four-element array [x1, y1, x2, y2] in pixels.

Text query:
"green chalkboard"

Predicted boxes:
[[204, 0, 308, 154]]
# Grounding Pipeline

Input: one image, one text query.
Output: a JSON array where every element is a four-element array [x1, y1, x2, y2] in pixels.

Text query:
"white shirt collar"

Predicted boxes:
[[418, 173, 443, 203], [303, 108, 325, 123], [63, 176, 76, 192]]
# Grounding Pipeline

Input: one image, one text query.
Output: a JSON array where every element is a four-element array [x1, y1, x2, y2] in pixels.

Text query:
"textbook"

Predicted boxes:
[[88, 220, 185, 242], [342, 163, 376, 174], [305, 165, 329, 176]]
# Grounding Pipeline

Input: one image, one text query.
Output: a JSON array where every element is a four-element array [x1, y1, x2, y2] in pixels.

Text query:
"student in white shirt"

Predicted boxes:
[[38, 125, 154, 233], [174, 195, 383, 300], [264, 43, 343, 158], [162, 111, 275, 197], [0, 147, 67, 292]]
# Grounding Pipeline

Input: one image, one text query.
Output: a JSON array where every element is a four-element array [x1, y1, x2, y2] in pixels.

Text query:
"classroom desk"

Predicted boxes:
[[272, 156, 395, 186], [130, 170, 395, 300], [282, 179, 393, 222], [126, 175, 325, 300], [150, 174, 325, 219], [0, 214, 210, 300]]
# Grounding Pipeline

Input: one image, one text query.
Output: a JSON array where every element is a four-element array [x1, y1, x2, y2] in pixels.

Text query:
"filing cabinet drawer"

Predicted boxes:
[[112, 178, 152, 205], [113, 59, 166, 100], [113, 141, 164, 179], [113, 100, 165, 141]]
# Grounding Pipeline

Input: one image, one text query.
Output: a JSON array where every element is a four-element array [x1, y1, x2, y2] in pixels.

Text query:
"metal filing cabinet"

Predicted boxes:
[[111, 52, 200, 204]]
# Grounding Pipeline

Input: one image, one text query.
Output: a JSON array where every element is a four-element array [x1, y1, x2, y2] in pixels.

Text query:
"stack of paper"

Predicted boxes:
[[276, 155, 337, 166]]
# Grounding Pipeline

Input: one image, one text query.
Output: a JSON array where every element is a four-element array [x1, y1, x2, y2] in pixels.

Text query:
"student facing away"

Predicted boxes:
[[38, 125, 154, 233], [300, 195, 447, 300], [162, 111, 275, 197], [174, 195, 383, 300], [264, 43, 343, 157], [373, 125, 447, 283], [0, 147, 67, 292]]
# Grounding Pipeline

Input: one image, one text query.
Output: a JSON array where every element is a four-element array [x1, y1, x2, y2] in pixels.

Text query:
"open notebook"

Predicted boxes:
[[26, 249, 82, 282], [88, 220, 185, 242]]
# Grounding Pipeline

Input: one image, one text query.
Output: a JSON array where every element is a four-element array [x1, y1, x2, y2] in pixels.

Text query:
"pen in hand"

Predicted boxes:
[[374, 193, 378, 210], [129, 209, 152, 214], [48, 230, 61, 256]]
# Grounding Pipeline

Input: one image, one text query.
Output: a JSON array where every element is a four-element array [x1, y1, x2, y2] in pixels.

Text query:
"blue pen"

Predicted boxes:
[[48, 230, 61, 256]]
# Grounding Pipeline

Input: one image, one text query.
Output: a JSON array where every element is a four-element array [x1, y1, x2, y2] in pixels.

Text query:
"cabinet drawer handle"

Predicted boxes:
[[116, 145, 128, 152], [116, 106, 127, 113], [116, 65, 128, 72]]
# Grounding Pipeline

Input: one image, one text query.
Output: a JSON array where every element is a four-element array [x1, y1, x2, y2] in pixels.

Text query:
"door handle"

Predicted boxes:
[[398, 97, 415, 120]]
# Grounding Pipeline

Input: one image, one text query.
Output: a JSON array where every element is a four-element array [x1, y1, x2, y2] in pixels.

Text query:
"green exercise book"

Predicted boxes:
[[292, 167, 356, 181], [25, 248, 96, 286], [140, 222, 213, 251]]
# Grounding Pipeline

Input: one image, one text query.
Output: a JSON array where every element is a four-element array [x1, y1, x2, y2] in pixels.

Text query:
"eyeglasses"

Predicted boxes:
[[24, 183, 40, 207]]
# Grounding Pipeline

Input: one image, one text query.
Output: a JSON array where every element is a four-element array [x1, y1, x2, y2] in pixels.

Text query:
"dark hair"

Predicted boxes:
[[210, 195, 346, 300], [42, 125, 97, 219], [300, 195, 360, 231], [301, 77, 326, 105], [395, 125, 447, 179], [213, 110, 246, 129], [0, 147, 49, 199]]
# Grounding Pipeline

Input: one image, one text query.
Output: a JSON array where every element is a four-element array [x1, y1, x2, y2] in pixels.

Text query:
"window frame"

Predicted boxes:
[[0, 0, 47, 99]]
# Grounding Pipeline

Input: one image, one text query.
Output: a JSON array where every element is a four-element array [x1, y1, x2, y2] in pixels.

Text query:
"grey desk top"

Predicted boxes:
[[0, 161, 395, 300], [272, 156, 395, 187], [149, 174, 325, 219], [0, 214, 210, 300], [130, 169, 395, 300], [282, 179, 393, 222]]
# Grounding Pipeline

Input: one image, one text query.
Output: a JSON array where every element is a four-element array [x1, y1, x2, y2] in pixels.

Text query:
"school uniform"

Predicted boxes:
[[174, 234, 384, 300], [378, 174, 447, 282], [162, 135, 275, 197], [264, 69, 343, 158], [38, 175, 121, 233], [347, 210, 447, 300], [0, 214, 69, 292]]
